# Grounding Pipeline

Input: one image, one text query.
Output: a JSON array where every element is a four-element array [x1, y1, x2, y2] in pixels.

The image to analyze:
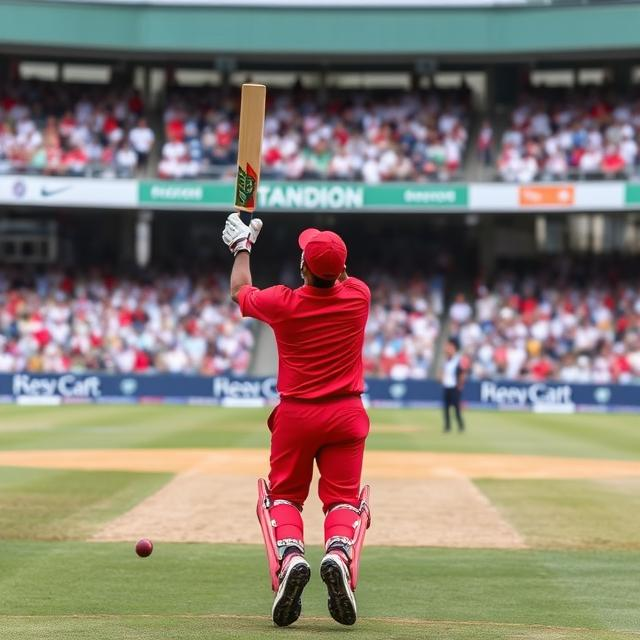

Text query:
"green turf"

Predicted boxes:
[[1, 406, 640, 459], [1, 405, 640, 639], [5, 618, 637, 640], [0, 467, 171, 540], [0, 543, 639, 639], [478, 478, 640, 550]]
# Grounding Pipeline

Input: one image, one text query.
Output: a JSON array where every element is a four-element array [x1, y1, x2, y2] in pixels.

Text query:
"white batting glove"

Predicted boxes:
[[222, 212, 263, 256]]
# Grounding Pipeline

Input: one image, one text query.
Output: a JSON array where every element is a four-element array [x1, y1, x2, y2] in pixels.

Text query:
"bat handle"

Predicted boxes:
[[237, 210, 253, 226]]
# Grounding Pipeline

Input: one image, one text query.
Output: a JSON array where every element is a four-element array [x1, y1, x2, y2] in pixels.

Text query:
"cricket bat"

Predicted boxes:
[[234, 83, 266, 220]]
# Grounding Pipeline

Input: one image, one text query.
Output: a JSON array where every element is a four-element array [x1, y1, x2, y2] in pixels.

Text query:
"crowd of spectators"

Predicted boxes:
[[449, 261, 640, 384], [0, 270, 253, 375], [159, 87, 470, 183], [9, 79, 640, 185], [2, 260, 640, 385], [0, 81, 153, 178], [0, 266, 446, 380], [363, 273, 443, 379], [498, 89, 640, 182]]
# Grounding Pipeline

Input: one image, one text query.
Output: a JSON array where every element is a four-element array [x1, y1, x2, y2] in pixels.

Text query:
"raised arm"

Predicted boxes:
[[222, 212, 263, 304], [230, 252, 252, 303]]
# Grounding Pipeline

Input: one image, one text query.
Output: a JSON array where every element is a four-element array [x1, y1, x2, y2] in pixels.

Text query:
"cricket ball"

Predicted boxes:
[[135, 538, 153, 558]]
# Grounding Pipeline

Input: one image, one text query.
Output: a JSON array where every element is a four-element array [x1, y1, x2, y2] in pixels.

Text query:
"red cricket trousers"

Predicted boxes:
[[267, 395, 369, 514]]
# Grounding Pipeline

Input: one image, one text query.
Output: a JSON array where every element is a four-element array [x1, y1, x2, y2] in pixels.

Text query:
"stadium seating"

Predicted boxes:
[[1, 80, 471, 183], [158, 87, 471, 183], [0, 81, 151, 178], [3, 263, 638, 384], [498, 88, 640, 182], [0, 268, 444, 380], [450, 262, 640, 383], [364, 274, 443, 379], [0, 270, 254, 375], [7, 79, 640, 185]]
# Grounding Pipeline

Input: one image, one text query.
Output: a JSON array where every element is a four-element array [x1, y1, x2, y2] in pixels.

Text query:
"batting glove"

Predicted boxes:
[[222, 212, 263, 256]]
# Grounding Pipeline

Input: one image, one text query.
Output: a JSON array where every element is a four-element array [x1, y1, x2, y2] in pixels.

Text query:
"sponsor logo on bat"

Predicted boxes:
[[235, 164, 258, 208]]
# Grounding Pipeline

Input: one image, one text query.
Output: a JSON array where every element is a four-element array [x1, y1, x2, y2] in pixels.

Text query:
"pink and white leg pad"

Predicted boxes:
[[324, 485, 371, 590], [256, 479, 304, 592]]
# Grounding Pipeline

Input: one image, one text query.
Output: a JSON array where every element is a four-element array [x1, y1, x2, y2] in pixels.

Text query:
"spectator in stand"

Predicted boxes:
[[579, 142, 603, 176], [601, 144, 625, 176], [449, 293, 472, 324], [129, 118, 155, 170], [115, 142, 138, 178], [328, 147, 357, 180], [477, 120, 493, 166], [63, 144, 88, 177], [158, 135, 198, 179], [543, 149, 568, 180]]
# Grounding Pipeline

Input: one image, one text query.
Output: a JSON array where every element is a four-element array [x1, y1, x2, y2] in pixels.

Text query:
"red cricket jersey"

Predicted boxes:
[[237, 277, 370, 399]]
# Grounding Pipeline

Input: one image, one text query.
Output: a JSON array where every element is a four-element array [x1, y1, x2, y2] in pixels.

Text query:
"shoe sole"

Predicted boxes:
[[272, 561, 311, 627], [320, 557, 357, 626]]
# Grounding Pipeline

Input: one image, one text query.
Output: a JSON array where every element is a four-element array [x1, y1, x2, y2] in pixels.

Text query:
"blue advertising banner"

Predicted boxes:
[[0, 373, 638, 414], [1, 373, 279, 406]]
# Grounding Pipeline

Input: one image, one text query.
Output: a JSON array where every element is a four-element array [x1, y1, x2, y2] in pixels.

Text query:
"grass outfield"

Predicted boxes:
[[0, 406, 639, 639], [0, 405, 639, 459]]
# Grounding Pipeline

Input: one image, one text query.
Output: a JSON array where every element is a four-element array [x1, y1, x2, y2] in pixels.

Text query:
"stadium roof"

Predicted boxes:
[[32, 0, 640, 6], [1, 0, 640, 60]]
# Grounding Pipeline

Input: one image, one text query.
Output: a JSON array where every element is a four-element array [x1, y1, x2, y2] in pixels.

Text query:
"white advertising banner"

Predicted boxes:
[[574, 183, 626, 210], [0, 176, 137, 209], [0, 175, 635, 212], [469, 182, 627, 212], [469, 183, 518, 210]]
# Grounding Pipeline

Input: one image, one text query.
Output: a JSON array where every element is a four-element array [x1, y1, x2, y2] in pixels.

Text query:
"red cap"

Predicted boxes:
[[298, 228, 347, 281]]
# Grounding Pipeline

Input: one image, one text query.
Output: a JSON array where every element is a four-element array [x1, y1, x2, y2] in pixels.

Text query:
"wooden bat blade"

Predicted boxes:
[[235, 83, 266, 213]]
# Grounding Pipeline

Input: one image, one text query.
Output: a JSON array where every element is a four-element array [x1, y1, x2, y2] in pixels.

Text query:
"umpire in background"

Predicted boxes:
[[441, 337, 466, 433]]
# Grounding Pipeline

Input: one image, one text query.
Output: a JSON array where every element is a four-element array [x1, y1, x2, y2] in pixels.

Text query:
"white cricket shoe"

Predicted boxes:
[[271, 554, 311, 627], [320, 551, 357, 625]]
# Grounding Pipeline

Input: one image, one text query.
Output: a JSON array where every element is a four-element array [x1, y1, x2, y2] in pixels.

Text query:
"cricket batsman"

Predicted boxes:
[[222, 213, 371, 627]]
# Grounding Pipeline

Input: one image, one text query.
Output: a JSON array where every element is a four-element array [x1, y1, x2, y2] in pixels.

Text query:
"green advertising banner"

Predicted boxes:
[[139, 181, 233, 206], [365, 183, 468, 207], [139, 181, 468, 211], [625, 183, 640, 206]]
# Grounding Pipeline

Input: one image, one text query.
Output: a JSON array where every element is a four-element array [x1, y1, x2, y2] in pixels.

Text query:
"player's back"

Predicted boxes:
[[238, 277, 370, 399]]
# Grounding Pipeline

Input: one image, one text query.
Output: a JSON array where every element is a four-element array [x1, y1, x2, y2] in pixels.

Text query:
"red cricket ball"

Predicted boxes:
[[135, 538, 153, 558]]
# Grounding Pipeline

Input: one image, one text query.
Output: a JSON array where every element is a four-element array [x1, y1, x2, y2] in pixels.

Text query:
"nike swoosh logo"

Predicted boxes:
[[40, 186, 72, 197]]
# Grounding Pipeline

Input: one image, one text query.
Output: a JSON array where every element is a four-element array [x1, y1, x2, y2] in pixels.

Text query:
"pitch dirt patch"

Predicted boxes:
[[1, 448, 639, 549], [92, 472, 526, 548]]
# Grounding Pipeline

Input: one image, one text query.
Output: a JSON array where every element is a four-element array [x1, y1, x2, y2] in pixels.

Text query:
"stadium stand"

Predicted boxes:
[[0, 80, 472, 183], [3, 259, 639, 384], [0, 270, 254, 375], [0, 81, 152, 177], [8, 78, 640, 186], [364, 273, 443, 379], [498, 88, 640, 182], [449, 259, 640, 383], [0, 267, 445, 380], [159, 87, 471, 183]]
